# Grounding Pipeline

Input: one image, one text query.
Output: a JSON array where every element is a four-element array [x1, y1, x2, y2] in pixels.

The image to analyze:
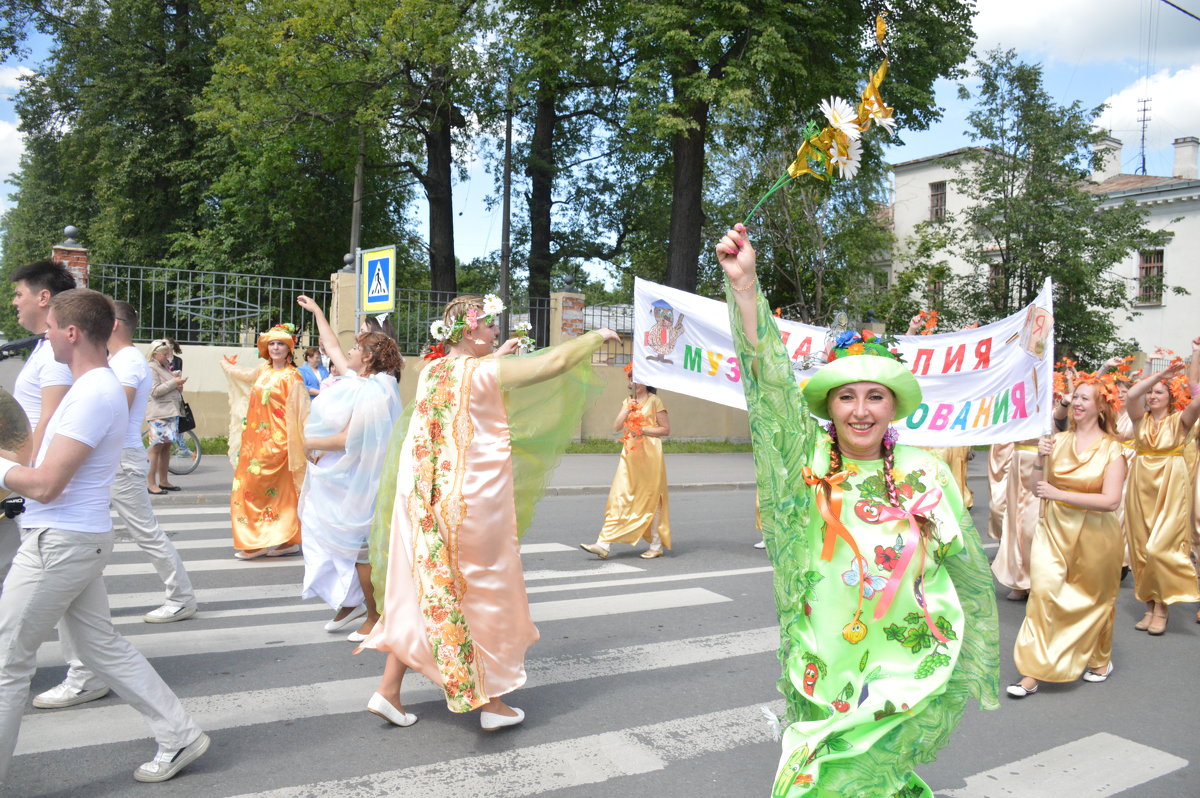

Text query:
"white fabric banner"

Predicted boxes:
[[632, 277, 1055, 446]]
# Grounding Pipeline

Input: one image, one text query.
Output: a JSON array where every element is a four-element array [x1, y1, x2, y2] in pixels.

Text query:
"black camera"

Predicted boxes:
[[2, 496, 25, 519]]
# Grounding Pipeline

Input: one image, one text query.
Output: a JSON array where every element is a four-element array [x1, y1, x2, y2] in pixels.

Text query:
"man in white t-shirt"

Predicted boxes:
[[1, 260, 76, 589], [32, 301, 202, 710], [0, 289, 209, 786]]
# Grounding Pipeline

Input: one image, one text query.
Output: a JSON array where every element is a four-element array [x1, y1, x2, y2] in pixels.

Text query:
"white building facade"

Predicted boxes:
[[888, 137, 1200, 353]]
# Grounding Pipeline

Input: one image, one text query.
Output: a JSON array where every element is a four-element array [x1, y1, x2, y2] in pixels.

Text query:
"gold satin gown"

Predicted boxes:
[[921, 446, 973, 508], [991, 439, 1040, 591], [986, 442, 1013, 541], [1013, 432, 1125, 681], [1126, 413, 1200, 605], [225, 363, 309, 551], [598, 393, 671, 549]]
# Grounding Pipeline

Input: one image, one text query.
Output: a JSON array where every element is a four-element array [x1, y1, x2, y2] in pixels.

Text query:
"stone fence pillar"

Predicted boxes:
[[549, 291, 585, 346], [52, 226, 89, 288]]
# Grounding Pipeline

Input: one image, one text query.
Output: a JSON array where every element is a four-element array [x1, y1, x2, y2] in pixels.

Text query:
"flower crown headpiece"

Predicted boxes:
[[429, 294, 506, 344], [826, 329, 905, 364], [1072, 370, 1121, 410], [266, 322, 298, 339]]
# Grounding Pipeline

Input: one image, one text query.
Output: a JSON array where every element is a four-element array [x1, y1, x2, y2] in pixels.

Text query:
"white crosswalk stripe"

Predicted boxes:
[[16, 627, 777, 756]]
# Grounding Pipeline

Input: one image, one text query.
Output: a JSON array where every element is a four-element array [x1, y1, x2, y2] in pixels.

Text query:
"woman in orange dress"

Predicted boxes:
[[1008, 378, 1127, 698], [221, 324, 310, 559]]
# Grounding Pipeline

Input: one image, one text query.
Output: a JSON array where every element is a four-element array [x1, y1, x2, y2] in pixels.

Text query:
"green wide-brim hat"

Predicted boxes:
[[802, 354, 922, 422]]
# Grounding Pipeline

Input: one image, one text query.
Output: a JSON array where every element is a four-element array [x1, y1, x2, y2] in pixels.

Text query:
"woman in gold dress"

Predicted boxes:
[[990, 438, 1040, 600], [580, 365, 671, 560], [221, 324, 310, 559], [1007, 378, 1127, 697], [1124, 345, 1200, 635]]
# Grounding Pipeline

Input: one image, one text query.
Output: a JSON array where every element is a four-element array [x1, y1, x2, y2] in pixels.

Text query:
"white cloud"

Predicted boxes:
[[974, 0, 1198, 67], [1096, 65, 1200, 165], [0, 119, 24, 214], [0, 65, 32, 97]]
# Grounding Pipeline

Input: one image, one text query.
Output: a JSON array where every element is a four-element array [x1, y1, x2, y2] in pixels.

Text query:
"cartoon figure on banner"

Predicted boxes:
[[644, 299, 686, 363], [1018, 304, 1052, 360]]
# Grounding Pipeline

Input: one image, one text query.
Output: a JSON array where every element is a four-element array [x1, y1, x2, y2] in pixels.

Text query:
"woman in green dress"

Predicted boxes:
[[716, 224, 999, 797]]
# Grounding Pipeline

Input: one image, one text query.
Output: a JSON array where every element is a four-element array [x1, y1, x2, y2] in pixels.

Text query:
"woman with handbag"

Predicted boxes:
[[146, 339, 186, 494]]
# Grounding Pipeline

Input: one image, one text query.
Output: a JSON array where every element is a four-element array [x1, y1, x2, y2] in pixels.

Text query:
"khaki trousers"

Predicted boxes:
[[0, 527, 202, 783], [63, 447, 196, 692]]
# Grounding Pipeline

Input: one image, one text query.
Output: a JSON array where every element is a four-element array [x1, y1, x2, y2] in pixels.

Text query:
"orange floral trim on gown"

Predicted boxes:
[[227, 364, 308, 550], [371, 356, 538, 713], [598, 393, 671, 548]]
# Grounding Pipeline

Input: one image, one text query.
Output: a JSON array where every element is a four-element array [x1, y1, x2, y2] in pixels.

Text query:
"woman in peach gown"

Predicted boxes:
[[361, 294, 617, 730], [990, 439, 1040, 600]]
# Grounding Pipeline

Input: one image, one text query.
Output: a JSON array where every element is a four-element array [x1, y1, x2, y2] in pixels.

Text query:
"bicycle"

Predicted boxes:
[[142, 428, 202, 475], [168, 428, 202, 475]]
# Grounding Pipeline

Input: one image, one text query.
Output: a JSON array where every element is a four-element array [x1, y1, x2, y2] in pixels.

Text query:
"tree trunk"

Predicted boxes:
[[425, 103, 457, 294], [526, 89, 556, 344], [665, 63, 708, 293]]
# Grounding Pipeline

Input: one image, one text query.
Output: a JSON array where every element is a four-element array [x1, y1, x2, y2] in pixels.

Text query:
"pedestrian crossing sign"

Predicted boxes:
[[360, 245, 396, 312]]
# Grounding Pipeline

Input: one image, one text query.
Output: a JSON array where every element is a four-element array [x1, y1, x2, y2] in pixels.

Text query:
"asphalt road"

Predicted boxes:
[[5, 454, 1197, 797]]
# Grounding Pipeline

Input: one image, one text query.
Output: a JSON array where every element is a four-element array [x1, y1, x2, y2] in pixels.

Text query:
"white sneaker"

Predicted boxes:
[[753, 540, 766, 549], [144, 604, 198, 624], [134, 732, 211, 783], [32, 682, 111, 709]]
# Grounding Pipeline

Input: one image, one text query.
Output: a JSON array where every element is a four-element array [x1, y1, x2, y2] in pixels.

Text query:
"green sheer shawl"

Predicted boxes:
[[368, 333, 604, 610]]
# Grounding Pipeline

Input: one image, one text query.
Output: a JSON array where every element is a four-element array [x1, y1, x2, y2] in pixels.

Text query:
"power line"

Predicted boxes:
[[1158, 0, 1200, 23]]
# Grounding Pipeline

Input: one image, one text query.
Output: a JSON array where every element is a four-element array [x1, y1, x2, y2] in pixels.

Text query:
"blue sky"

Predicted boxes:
[[2, 0, 1198, 265]]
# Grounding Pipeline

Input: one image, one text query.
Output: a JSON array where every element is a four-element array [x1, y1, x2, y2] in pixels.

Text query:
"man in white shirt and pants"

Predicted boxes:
[[0, 288, 209, 786], [31, 301, 202, 709], [2, 260, 76, 589]]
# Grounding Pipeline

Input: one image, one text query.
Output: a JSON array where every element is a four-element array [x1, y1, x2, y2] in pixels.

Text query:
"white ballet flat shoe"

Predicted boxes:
[[367, 692, 417, 727], [1005, 682, 1038, 698], [324, 605, 367, 632], [1082, 662, 1114, 683], [480, 706, 525, 731]]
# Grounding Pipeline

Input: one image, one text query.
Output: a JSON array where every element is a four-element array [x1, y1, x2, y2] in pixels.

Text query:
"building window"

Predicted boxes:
[[929, 181, 946, 221], [1137, 250, 1164, 305], [927, 279, 944, 308]]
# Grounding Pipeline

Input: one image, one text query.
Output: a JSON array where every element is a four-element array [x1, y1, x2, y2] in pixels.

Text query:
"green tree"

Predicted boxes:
[[938, 49, 1174, 364], [199, 0, 486, 291], [624, 0, 976, 293], [2, 0, 215, 272], [708, 133, 893, 325]]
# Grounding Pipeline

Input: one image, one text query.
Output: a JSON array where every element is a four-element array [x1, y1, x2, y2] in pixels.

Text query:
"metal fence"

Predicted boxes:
[[583, 303, 634, 365], [392, 292, 551, 355], [90, 264, 332, 346], [89, 264, 551, 355]]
